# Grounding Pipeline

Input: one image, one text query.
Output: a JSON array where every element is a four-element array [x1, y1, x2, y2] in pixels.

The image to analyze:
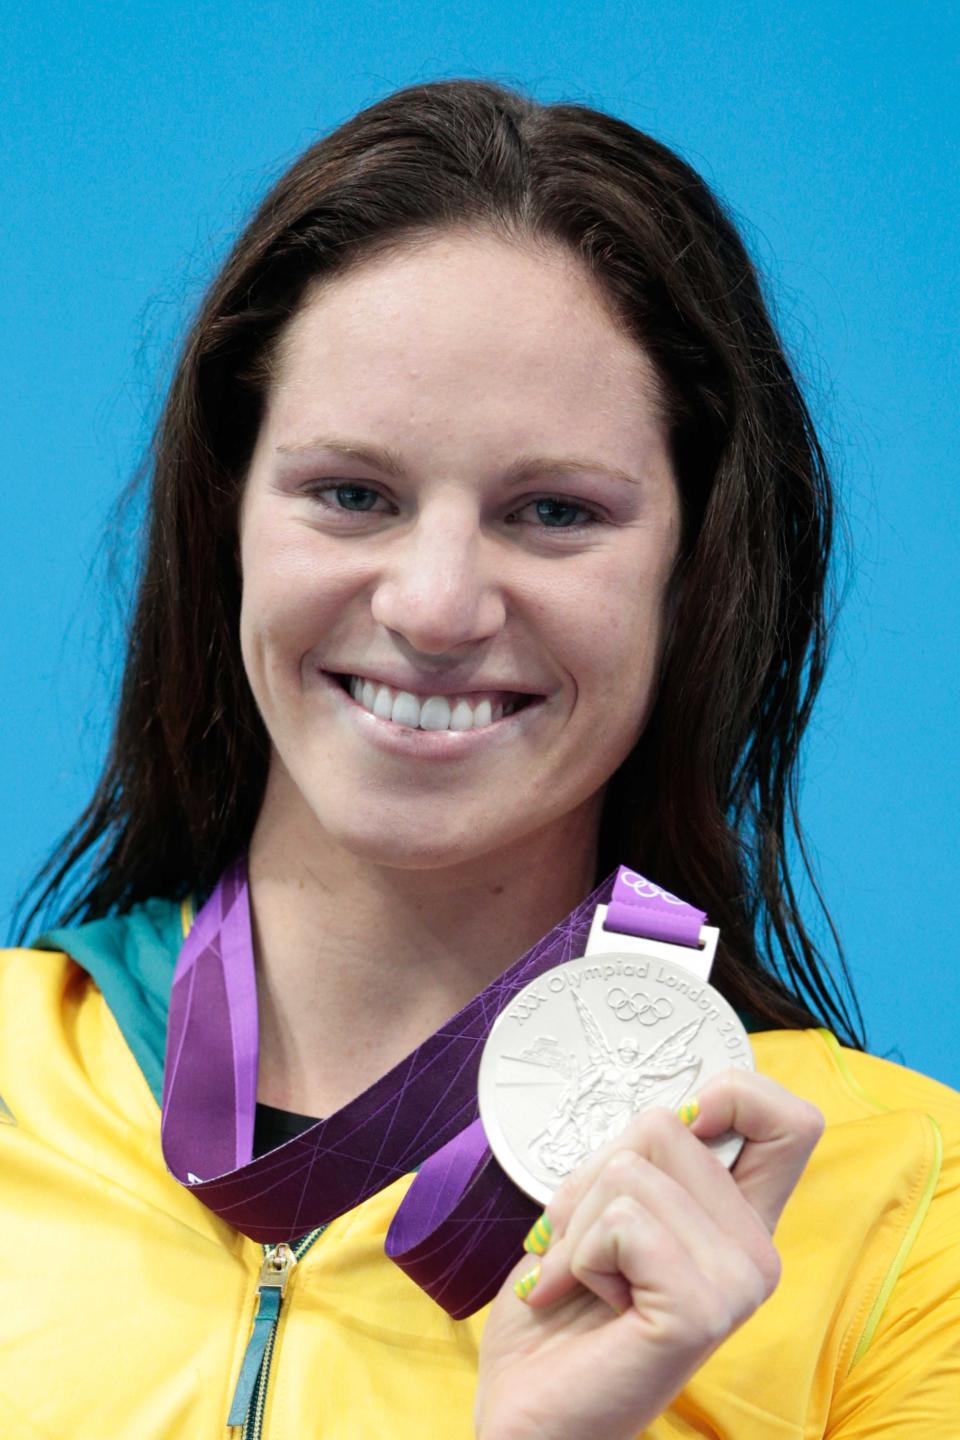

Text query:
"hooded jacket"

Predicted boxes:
[[0, 897, 958, 1438]]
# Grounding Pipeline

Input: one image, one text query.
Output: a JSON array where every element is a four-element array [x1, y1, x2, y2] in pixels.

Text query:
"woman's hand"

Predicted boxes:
[[475, 1070, 824, 1440]]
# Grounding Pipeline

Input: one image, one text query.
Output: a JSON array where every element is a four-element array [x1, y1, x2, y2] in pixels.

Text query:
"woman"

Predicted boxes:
[[4, 79, 957, 1438]]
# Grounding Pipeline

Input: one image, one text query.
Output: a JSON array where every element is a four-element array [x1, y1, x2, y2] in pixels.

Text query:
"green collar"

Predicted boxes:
[[36, 897, 186, 1107]]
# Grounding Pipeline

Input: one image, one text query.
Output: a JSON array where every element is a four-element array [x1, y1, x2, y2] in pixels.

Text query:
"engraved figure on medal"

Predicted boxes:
[[507, 990, 704, 1180]]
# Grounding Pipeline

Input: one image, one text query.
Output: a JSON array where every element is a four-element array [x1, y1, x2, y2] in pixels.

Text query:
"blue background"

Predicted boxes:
[[3, 3, 957, 1086]]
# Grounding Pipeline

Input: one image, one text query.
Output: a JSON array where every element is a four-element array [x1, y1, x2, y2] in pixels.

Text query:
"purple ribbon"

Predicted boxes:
[[606, 867, 706, 947], [161, 859, 707, 1318]]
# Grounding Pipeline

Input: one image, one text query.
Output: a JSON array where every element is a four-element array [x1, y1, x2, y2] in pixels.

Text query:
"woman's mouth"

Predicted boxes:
[[336, 674, 535, 732]]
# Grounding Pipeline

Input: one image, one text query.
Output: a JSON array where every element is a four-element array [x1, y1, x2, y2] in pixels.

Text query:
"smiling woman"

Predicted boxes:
[[4, 77, 958, 1440], [239, 234, 680, 889]]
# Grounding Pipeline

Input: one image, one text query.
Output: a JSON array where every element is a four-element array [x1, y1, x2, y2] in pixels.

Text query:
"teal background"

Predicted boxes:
[[3, 3, 958, 1086]]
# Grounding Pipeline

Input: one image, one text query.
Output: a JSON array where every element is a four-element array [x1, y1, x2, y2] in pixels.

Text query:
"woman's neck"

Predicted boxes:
[[247, 802, 600, 1117]]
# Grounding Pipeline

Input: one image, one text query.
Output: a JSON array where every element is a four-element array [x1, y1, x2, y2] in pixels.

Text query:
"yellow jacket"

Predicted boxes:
[[0, 902, 958, 1438]]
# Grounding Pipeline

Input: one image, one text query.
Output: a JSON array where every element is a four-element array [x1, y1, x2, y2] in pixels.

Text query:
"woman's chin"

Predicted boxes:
[[317, 809, 510, 872], [254, 753, 598, 876]]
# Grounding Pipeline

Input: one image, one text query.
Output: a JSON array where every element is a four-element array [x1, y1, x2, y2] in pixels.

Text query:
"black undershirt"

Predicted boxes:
[[252, 1101, 322, 1159]]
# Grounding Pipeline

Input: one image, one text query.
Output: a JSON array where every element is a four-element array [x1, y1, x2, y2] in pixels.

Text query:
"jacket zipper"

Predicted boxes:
[[228, 1226, 328, 1436]]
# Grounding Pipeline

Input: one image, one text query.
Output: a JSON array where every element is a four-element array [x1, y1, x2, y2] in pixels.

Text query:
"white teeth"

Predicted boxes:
[[391, 691, 421, 728], [346, 676, 520, 732], [449, 700, 474, 731], [420, 696, 452, 730]]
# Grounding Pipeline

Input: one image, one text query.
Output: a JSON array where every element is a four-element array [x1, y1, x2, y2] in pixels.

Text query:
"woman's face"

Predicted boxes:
[[239, 231, 681, 872]]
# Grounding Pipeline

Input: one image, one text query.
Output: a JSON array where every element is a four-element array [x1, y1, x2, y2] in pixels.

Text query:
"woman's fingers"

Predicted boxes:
[[571, 1194, 702, 1328], [525, 1185, 771, 1373], [684, 1069, 825, 1234], [572, 1195, 765, 1345], [526, 1142, 779, 1316]]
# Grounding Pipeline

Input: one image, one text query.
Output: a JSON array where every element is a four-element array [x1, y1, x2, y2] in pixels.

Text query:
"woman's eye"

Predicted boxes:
[[513, 497, 598, 529], [329, 483, 383, 512], [307, 482, 391, 514]]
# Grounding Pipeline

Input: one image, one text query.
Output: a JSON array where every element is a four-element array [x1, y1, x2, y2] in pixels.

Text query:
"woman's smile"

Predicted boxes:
[[341, 673, 533, 731], [313, 666, 550, 760]]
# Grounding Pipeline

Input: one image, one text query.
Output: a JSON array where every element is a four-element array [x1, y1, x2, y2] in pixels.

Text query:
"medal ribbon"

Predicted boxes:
[[161, 860, 706, 1318]]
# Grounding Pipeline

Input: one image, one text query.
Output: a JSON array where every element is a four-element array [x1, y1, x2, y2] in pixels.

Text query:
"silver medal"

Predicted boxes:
[[478, 950, 754, 1204]]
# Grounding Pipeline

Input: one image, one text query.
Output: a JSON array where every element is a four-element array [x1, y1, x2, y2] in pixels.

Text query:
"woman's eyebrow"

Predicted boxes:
[[275, 435, 644, 486], [276, 435, 407, 478], [509, 455, 644, 487]]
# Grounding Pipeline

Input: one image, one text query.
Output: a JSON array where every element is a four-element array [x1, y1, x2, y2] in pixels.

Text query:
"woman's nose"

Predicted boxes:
[[369, 506, 506, 656]]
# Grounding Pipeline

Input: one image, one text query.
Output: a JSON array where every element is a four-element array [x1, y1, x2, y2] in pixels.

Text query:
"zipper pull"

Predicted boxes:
[[227, 1245, 298, 1427], [258, 1242, 299, 1297]]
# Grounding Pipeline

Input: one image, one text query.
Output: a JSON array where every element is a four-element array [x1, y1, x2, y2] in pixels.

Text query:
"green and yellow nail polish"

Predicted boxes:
[[677, 1097, 700, 1126], [514, 1264, 541, 1302], [523, 1212, 553, 1256]]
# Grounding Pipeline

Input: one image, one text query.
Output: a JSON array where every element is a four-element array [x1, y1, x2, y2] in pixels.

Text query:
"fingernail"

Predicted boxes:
[[514, 1264, 541, 1302], [523, 1212, 553, 1256], [677, 1097, 700, 1126]]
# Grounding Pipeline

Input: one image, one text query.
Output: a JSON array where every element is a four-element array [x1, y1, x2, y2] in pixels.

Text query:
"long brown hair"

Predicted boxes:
[[17, 78, 865, 1046]]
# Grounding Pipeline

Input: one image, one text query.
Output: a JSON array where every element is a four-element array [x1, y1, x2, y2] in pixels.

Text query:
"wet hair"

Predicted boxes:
[[18, 77, 864, 1046]]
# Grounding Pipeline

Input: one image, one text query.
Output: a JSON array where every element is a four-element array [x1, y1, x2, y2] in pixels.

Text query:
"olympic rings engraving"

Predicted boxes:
[[606, 987, 675, 1025]]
